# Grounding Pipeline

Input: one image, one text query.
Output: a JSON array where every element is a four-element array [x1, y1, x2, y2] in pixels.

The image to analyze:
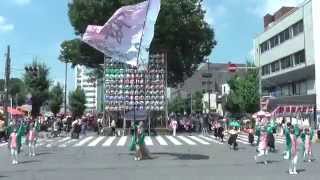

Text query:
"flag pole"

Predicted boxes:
[[135, 0, 151, 125]]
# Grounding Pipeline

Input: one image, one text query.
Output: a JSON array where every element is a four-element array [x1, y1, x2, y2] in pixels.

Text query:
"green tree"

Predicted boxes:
[[0, 78, 26, 106], [23, 62, 51, 117], [61, 0, 216, 86], [69, 87, 87, 119], [225, 64, 259, 115], [192, 91, 203, 113], [49, 83, 64, 116], [168, 95, 187, 114]]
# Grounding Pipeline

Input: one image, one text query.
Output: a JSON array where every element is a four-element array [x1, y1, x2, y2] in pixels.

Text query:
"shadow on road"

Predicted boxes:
[[19, 160, 41, 164], [37, 152, 54, 156], [152, 152, 210, 160], [256, 160, 281, 164]]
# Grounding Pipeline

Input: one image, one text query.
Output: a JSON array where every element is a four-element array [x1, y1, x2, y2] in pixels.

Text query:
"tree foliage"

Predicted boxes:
[[49, 83, 64, 116], [225, 66, 260, 114], [69, 87, 87, 119], [61, 0, 216, 86], [192, 91, 203, 113], [0, 78, 26, 106], [168, 95, 187, 114], [23, 62, 50, 117]]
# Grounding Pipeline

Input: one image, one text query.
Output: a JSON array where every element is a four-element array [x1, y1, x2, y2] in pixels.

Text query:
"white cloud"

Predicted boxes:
[[0, 16, 14, 33], [249, 0, 305, 16], [203, 3, 227, 26], [13, 0, 31, 6]]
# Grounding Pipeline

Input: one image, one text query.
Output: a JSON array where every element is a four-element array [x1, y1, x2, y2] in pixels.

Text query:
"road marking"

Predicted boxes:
[[59, 139, 78, 147], [166, 136, 182, 145], [102, 136, 116, 147], [155, 136, 168, 145], [188, 136, 210, 145], [57, 137, 71, 143], [88, 136, 105, 147], [117, 136, 127, 146], [144, 136, 153, 146], [177, 136, 196, 145], [209, 135, 227, 144], [73, 136, 94, 147], [0, 142, 8, 147], [199, 135, 223, 145], [46, 137, 70, 147]]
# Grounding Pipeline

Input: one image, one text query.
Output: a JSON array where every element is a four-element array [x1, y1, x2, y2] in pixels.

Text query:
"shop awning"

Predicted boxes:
[[272, 105, 314, 116]]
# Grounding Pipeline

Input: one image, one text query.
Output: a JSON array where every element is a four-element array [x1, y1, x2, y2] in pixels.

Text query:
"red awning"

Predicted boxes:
[[272, 105, 314, 116]]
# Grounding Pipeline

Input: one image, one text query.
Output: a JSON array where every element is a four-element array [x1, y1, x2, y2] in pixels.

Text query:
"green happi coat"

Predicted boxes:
[[255, 126, 261, 146]]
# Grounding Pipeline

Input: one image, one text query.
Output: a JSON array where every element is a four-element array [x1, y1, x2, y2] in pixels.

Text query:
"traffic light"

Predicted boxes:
[[25, 66, 39, 77]]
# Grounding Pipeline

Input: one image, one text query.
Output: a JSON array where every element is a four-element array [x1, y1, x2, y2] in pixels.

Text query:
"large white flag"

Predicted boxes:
[[82, 0, 161, 67]]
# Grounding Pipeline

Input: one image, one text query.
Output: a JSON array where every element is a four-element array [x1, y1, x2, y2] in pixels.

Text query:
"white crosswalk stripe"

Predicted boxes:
[[102, 136, 116, 147], [117, 136, 127, 146], [59, 139, 78, 147], [144, 136, 153, 146], [46, 137, 70, 147], [88, 136, 105, 147], [166, 136, 183, 145], [177, 136, 196, 145], [30, 133, 287, 149], [199, 135, 223, 145], [155, 136, 168, 145], [188, 136, 210, 145], [73, 136, 94, 147]]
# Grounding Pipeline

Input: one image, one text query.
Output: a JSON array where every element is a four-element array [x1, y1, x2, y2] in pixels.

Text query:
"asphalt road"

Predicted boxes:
[[0, 135, 319, 180]]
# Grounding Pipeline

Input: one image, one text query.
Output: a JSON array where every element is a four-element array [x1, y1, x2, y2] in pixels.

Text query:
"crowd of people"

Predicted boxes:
[[253, 118, 316, 175]]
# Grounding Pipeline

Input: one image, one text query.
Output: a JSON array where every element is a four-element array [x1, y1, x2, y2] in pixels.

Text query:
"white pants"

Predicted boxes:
[[256, 148, 268, 163], [289, 155, 298, 173], [28, 141, 36, 156], [10, 148, 18, 162], [173, 128, 176, 136], [202, 128, 208, 136]]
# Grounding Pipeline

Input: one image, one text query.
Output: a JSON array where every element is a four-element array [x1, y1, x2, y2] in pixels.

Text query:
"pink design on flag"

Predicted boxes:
[[82, 0, 161, 67]]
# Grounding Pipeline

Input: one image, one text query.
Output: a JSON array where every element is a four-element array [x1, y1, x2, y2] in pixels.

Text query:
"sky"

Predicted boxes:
[[0, 0, 305, 92]]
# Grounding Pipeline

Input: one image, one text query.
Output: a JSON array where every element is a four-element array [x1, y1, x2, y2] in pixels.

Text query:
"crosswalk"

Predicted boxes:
[[31, 133, 285, 149]]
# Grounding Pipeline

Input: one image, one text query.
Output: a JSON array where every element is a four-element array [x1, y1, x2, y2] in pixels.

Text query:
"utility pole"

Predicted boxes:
[[4, 45, 11, 127], [64, 62, 67, 115], [207, 58, 211, 113]]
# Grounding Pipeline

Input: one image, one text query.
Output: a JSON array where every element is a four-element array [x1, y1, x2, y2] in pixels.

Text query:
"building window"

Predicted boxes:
[[299, 81, 307, 95], [280, 56, 293, 69], [260, 41, 269, 53], [294, 50, 305, 65], [292, 20, 304, 36], [270, 36, 279, 48], [260, 20, 304, 53], [281, 85, 289, 96], [284, 28, 290, 41], [271, 61, 280, 72], [262, 65, 270, 75], [202, 81, 206, 86]]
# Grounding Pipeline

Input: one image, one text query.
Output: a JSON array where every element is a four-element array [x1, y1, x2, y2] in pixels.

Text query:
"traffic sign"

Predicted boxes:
[[228, 63, 237, 72]]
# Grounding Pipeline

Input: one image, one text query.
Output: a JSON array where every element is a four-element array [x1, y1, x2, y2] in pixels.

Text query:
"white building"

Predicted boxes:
[[254, 0, 320, 121], [75, 65, 102, 112]]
